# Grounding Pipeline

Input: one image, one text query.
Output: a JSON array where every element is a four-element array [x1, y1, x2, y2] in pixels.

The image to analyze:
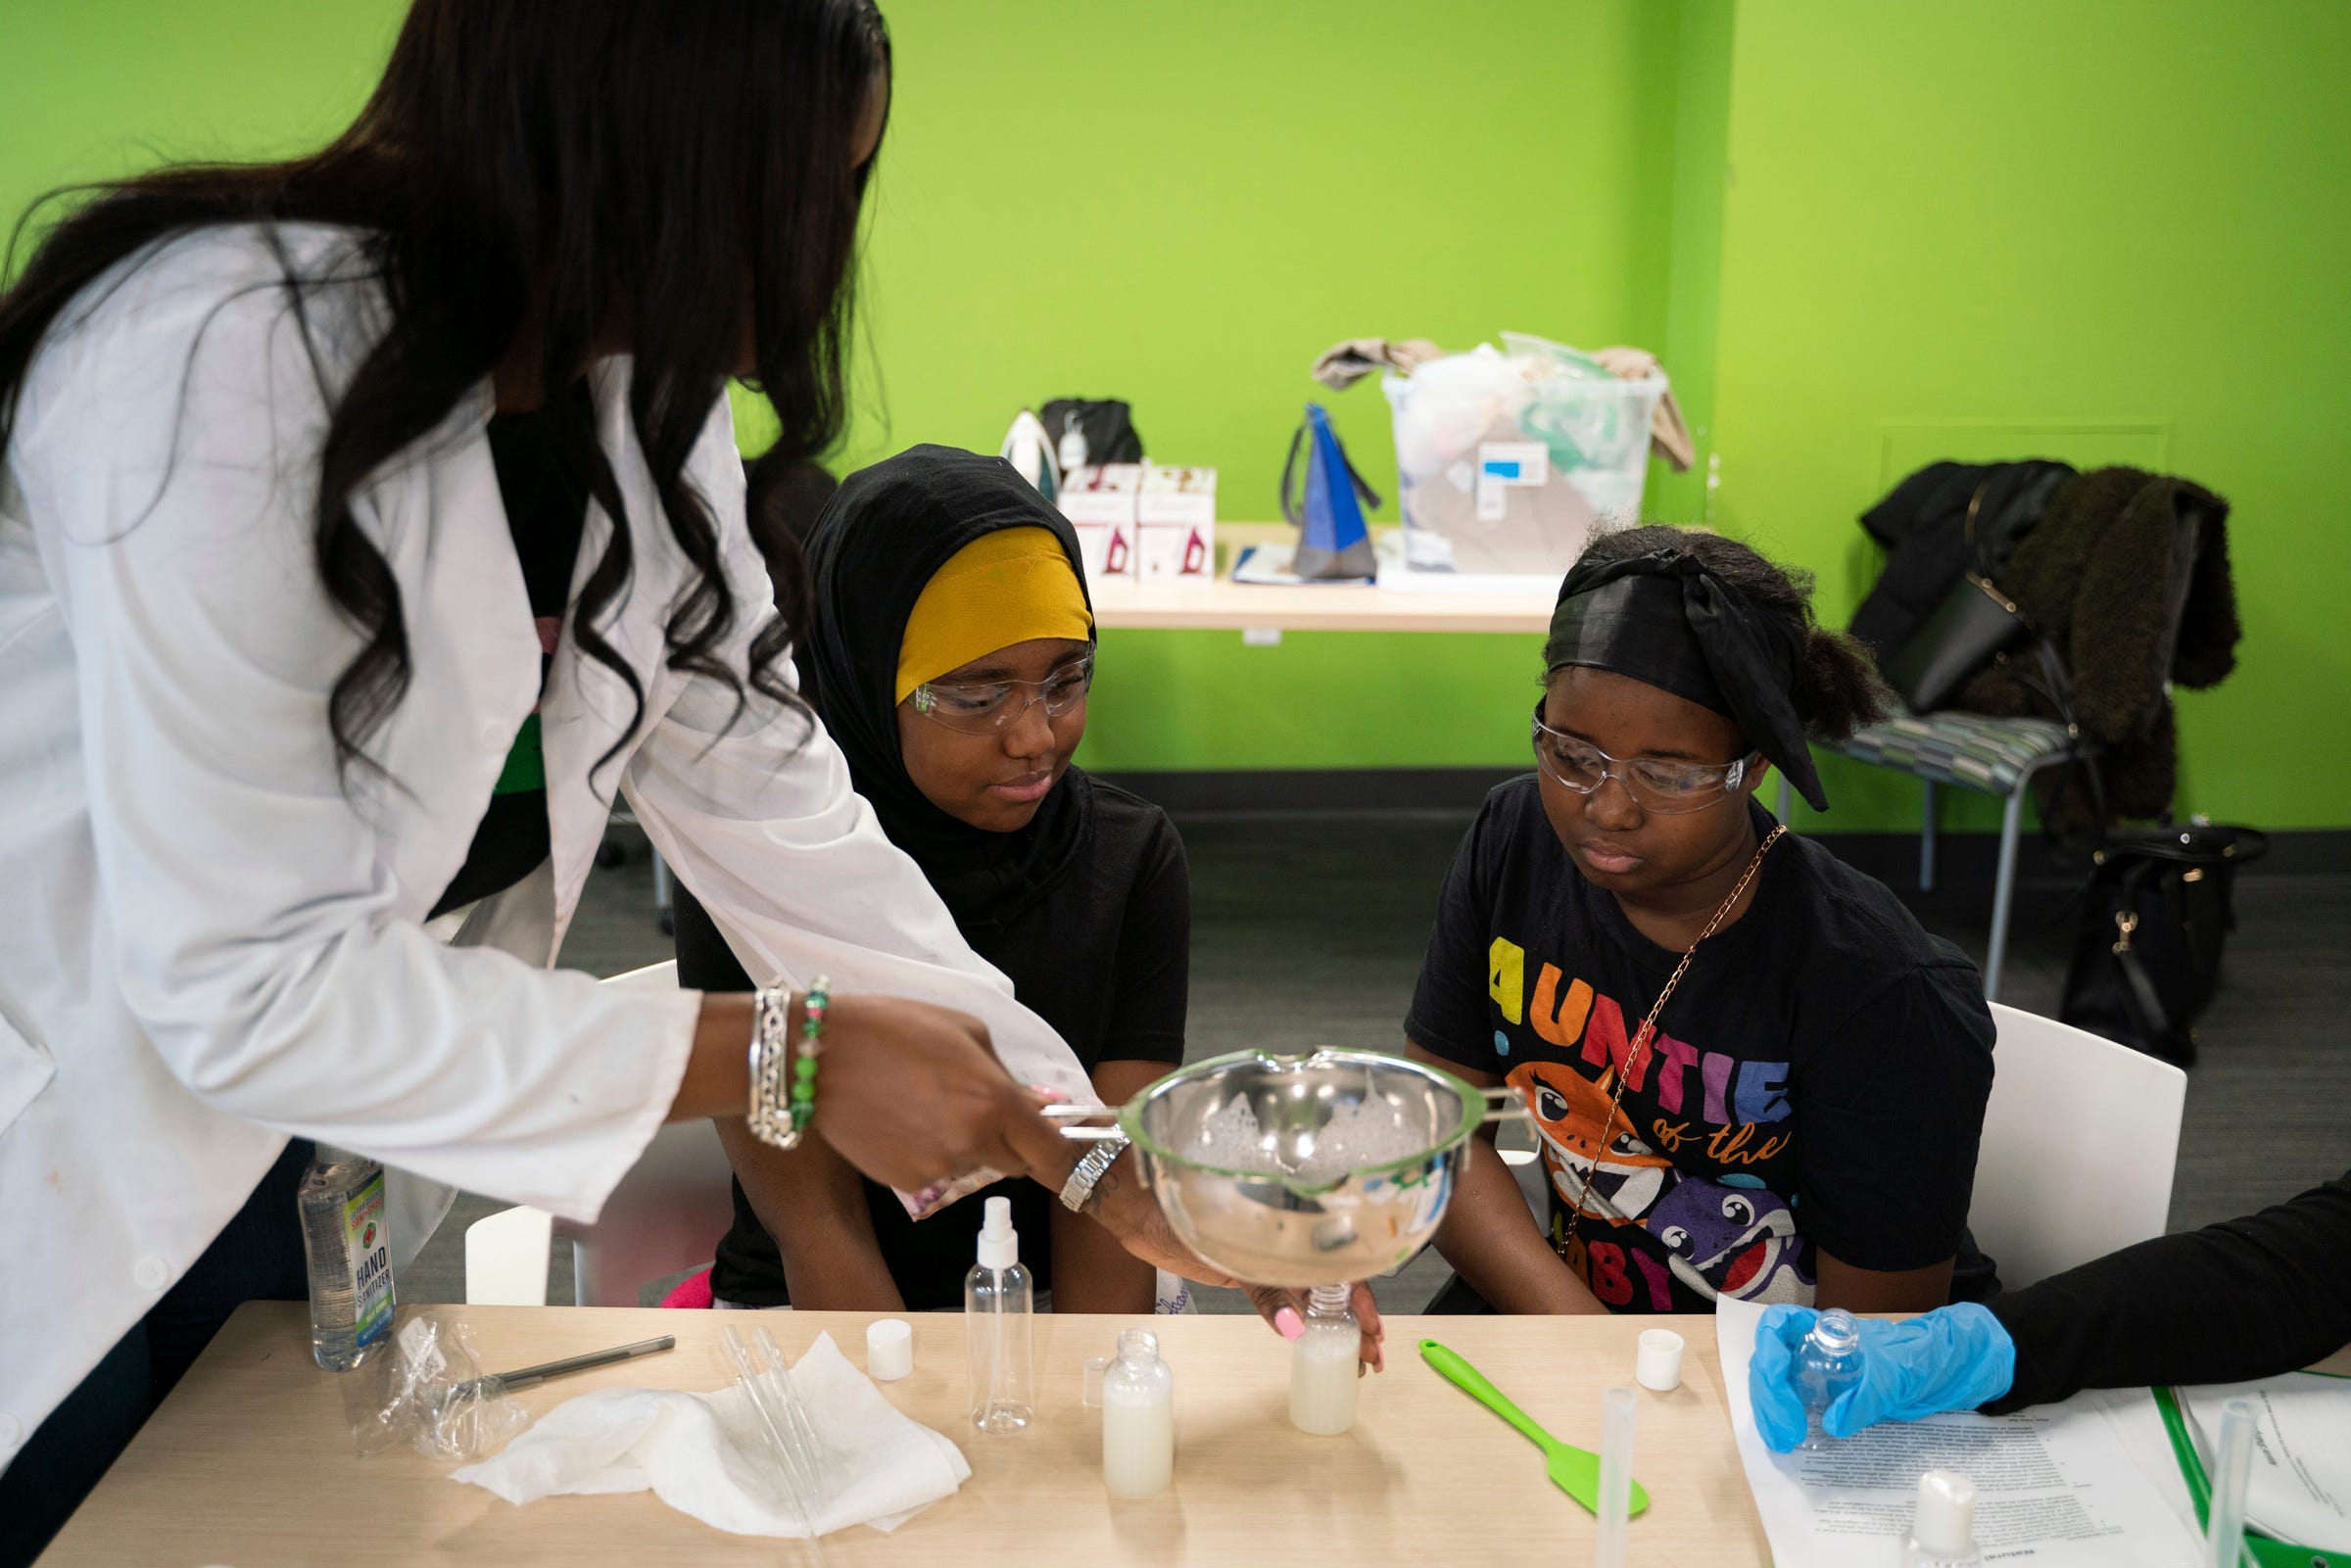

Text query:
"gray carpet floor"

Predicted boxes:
[[405, 811, 2351, 1313]]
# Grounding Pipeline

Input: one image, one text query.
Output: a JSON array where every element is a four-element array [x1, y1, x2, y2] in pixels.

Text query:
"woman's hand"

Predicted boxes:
[[1246, 1282, 1387, 1373], [807, 996, 1069, 1193], [1081, 1148, 1239, 1289]]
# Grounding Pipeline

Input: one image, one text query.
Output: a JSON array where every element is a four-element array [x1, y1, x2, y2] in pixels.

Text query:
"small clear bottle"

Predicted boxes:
[[1901, 1470, 1985, 1567], [1795, 1307, 1864, 1451], [1288, 1283, 1360, 1436], [1100, 1329, 1174, 1498], [296, 1144, 397, 1372], [964, 1196, 1033, 1433]]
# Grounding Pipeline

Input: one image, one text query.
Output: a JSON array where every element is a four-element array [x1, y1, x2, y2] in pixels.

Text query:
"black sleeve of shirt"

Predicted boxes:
[[1404, 794, 1507, 1075], [1792, 964, 1994, 1273], [1984, 1168, 2351, 1412], [1102, 814, 1190, 1068]]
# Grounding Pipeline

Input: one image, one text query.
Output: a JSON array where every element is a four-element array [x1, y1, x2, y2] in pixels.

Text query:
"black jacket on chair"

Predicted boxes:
[[1956, 466, 2239, 829], [1848, 459, 2077, 660]]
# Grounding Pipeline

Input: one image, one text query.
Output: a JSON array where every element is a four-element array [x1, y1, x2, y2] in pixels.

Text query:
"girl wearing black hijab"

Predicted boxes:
[[1406, 525, 1997, 1317], [675, 446, 1190, 1311]]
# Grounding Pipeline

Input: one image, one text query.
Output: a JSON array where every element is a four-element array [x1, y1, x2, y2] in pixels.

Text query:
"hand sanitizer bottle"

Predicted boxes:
[[296, 1145, 396, 1371], [1100, 1329, 1174, 1498], [1288, 1283, 1360, 1435], [965, 1196, 1033, 1433], [1796, 1307, 1864, 1450], [1901, 1471, 1986, 1566]]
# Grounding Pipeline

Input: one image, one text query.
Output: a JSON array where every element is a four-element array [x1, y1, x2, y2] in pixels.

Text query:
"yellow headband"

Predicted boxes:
[[895, 527, 1094, 703]]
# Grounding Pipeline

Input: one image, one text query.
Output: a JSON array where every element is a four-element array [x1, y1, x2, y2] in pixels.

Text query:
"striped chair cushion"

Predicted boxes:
[[1831, 709, 2083, 796]]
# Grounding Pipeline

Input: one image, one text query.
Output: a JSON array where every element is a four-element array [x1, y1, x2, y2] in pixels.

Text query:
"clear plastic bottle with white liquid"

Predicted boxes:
[[1796, 1307, 1864, 1451], [1901, 1470, 1985, 1567], [1289, 1283, 1360, 1435], [1100, 1329, 1174, 1498], [964, 1196, 1033, 1433]]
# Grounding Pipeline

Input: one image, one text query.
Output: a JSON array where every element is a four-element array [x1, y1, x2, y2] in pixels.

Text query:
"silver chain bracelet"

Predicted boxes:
[[745, 985, 801, 1150]]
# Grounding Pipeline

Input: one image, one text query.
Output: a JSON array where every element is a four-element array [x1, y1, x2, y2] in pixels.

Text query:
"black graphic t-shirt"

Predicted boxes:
[[1407, 778, 1996, 1312]]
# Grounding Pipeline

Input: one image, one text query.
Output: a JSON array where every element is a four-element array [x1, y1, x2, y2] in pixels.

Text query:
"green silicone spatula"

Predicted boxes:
[[1419, 1339, 1652, 1517]]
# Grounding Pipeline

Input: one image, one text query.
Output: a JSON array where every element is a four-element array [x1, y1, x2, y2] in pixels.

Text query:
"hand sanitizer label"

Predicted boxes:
[[345, 1169, 395, 1351]]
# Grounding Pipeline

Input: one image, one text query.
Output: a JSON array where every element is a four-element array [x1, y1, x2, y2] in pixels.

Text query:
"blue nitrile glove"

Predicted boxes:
[[1750, 1303, 2018, 1453]]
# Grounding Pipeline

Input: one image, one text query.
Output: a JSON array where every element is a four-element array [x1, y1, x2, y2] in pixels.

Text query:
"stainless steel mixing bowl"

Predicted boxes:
[[1115, 1048, 1514, 1288]]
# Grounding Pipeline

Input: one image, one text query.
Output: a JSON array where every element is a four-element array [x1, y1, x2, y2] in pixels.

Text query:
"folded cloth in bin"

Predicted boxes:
[[452, 1332, 970, 1538], [1589, 346, 1694, 472], [1311, 336, 1446, 390]]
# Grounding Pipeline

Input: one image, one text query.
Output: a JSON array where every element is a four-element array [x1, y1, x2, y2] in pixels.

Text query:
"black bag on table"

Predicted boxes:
[[2059, 823, 2268, 1067], [1040, 398, 1144, 471]]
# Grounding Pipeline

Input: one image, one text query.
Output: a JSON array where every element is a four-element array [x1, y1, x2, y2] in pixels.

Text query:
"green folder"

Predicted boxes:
[[2153, 1380, 2351, 1568]]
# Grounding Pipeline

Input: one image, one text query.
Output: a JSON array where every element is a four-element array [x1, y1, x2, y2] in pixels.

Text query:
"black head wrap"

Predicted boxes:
[[800, 445, 1097, 929], [1543, 548, 1828, 812]]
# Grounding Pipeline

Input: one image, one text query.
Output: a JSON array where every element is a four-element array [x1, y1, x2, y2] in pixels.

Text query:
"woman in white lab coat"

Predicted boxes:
[[0, 4, 1199, 1555]]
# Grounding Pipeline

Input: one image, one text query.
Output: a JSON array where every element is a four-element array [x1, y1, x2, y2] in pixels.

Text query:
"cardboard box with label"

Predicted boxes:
[[1136, 465, 1217, 581], [1059, 464, 1141, 581]]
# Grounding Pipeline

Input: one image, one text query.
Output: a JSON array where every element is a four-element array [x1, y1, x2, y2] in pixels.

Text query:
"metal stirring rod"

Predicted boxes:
[[476, 1334, 677, 1392]]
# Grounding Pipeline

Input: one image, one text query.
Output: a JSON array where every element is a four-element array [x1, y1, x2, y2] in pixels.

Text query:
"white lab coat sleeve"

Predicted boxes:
[[21, 247, 696, 1221], [617, 451, 1092, 1107]]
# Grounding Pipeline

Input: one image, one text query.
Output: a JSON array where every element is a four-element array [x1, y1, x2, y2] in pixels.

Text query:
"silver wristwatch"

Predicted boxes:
[[1059, 1134, 1130, 1212]]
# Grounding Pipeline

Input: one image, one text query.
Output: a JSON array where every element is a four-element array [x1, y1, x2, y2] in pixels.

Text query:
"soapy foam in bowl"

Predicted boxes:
[[1186, 1090, 1434, 1184]]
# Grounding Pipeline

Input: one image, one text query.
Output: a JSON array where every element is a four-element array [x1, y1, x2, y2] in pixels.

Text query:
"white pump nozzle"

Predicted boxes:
[[977, 1195, 1019, 1271]]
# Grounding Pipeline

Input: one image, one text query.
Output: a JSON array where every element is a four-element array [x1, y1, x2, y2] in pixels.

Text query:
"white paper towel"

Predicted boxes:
[[452, 1332, 969, 1538]]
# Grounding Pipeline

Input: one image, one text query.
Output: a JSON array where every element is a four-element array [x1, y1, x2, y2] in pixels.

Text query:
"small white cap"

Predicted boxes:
[[1912, 1470, 1978, 1555], [1635, 1328, 1685, 1392], [866, 1318, 913, 1382]]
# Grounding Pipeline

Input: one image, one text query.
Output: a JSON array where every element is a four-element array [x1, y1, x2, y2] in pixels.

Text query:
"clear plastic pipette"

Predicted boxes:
[[1595, 1385, 1635, 1568], [2205, 1397, 2257, 1568]]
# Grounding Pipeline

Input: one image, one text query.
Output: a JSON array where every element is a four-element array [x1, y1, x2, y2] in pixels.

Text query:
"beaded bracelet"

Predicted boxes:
[[790, 977, 830, 1133], [746, 985, 799, 1149]]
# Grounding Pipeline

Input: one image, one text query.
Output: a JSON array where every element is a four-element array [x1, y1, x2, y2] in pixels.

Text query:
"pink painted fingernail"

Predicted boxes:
[[1031, 1084, 1072, 1104], [1273, 1307, 1304, 1341]]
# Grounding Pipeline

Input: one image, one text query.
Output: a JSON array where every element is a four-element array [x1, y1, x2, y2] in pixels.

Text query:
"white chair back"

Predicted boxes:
[[463, 1205, 553, 1306], [1969, 1001, 2186, 1291], [462, 959, 736, 1307]]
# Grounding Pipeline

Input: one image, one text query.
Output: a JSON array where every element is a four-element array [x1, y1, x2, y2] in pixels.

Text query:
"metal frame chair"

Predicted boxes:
[[1781, 709, 2092, 1000]]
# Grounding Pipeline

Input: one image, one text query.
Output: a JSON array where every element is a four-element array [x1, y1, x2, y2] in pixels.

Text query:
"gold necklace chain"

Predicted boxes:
[[1556, 824, 1787, 1241]]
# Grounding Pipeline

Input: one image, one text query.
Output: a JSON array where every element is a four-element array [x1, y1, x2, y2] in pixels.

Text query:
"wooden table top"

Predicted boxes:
[[40, 1302, 1767, 1567], [1088, 524, 1556, 634]]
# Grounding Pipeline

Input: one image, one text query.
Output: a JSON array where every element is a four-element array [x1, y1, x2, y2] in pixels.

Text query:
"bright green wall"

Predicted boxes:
[[7, 2, 2345, 825], [1705, 0, 2351, 831], [846, 0, 1678, 775]]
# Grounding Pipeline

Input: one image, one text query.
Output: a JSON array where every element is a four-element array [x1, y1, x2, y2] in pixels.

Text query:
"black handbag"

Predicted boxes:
[[1883, 482, 2034, 713], [2058, 823, 2268, 1066], [1040, 398, 1144, 471]]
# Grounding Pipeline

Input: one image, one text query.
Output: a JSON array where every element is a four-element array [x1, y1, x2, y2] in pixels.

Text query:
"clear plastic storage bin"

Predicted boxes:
[[1382, 335, 1665, 581]]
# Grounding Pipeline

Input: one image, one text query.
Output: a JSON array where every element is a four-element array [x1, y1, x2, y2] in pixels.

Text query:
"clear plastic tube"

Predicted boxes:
[[1595, 1386, 1635, 1568], [2206, 1397, 2258, 1568]]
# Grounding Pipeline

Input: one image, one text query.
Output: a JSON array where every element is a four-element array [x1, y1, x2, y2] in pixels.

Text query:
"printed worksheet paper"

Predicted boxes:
[[1715, 1297, 2202, 1566], [2183, 1374, 2351, 1553]]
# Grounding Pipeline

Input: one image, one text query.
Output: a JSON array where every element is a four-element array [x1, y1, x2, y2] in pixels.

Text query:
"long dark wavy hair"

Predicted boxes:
[[0, 0, 889, 783]]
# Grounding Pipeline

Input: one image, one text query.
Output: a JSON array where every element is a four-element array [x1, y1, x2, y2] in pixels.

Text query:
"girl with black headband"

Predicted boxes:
[[674, 447, 1191, 1312], [1405, 525, 1997, 1316]]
